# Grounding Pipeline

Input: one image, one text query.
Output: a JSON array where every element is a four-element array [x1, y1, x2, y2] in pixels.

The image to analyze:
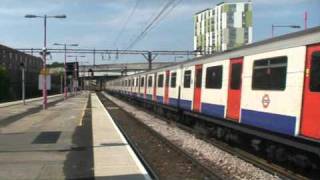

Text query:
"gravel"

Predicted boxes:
[[102, 92, 281, 180]]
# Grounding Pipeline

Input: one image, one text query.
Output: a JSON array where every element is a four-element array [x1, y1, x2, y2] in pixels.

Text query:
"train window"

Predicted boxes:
[[158, 74, 164, 88], [184, 70, 192, 88], [128, 80, 131, 87], [252, 56, 287, 90], [205, 65, 223, 89], [310, 52, 320, 92], [171, 72, 177, 88], [148, 76, 153, 87], [141, 77, 145, 87], [136, 78, 139, 87], [230, 63, 242, 90], [125, 80, 127, 87]]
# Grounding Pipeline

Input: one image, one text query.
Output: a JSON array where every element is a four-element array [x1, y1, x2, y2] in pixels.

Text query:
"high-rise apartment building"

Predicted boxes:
[[194, 0, 252, 54]]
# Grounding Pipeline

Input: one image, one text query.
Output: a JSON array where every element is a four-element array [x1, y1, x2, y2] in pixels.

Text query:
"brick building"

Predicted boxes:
[[0, 44, 43, 102]]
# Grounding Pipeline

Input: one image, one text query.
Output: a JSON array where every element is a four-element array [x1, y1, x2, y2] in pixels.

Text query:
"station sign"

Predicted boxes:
[[38, 68, 51, 90]]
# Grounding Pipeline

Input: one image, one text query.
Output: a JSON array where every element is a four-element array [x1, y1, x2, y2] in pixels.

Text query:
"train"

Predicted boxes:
[[105, 26, 320, 170]]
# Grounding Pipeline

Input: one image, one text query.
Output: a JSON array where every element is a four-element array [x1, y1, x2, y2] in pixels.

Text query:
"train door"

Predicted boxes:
[[137, 76, 141, 96], [226, 58, 243, 121], [153, 73, 157, 101], [300, 44, 320, 140], [130, 79, 133, 94], [193, 64, 203, 112], [164, 70, 170, 104], [144, 75, 147, 99]]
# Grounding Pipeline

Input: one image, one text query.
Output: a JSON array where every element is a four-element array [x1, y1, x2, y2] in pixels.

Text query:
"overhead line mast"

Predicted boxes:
[[16, 48, 200, 70]]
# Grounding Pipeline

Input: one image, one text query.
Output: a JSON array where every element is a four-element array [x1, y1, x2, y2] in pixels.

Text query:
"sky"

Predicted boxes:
[[0, 0, 319, 64]]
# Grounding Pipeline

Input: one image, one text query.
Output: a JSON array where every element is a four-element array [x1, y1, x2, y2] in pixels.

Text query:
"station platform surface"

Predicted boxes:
[[91, 93, 150, 180], [0, 92, 150, 179]]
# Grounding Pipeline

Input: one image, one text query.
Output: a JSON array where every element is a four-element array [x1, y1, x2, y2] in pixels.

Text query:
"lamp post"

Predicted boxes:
[[53, 43, 78, 100], [20, 63, 25, 105], [79, 61, 89, 90], [271, 24, 301, 38], [67, 55, 86, 94], [25, 14, 66, 109]]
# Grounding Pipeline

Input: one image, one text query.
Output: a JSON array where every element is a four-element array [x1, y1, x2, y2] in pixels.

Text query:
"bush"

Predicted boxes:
[[0, 66, 9, 101]]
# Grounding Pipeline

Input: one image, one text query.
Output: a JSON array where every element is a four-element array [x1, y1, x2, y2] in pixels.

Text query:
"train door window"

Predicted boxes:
[[184, 70, 192, 88], [195, 68, 202, 88], [310, 52, 320, 92], [148, 76, 153, 87], [252, 56, 287, 90], [128, 80, 131, 87], [158, 74, 164, 88], [206, 65, 223, 89], [136, 78, 139, 87], [165, 73, 170, 87], [141, 77, 145, 87], [230, 64, 242, 90], [171, 72, 177, 88]]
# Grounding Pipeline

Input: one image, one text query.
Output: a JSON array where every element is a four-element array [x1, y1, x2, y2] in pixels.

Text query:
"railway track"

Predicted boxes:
[[106, 92, 312, 180], [98, 93, 223, 180]]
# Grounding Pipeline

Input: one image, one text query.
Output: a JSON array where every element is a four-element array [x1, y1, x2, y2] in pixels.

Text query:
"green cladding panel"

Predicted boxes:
[[223, 4, 229, 12], [245, 10, 252, 27]]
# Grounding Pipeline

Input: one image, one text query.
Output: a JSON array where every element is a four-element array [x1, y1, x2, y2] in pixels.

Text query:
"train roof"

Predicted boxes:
[[114, 26, 320, 81]]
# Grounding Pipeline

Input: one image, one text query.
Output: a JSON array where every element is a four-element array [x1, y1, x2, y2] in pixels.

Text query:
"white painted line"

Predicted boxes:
[[95, 93, 151, 180]]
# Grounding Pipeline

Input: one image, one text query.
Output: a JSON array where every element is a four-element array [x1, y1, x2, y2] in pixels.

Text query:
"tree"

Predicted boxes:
[[48, 61, 63, 68], [0, 66, 9, 102]]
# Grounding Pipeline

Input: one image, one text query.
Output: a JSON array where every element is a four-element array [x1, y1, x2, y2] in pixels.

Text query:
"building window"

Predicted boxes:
[[310, 52, 320, 92], [158, 74, 164, 88], [148, 76, 153, 87], [184, 70, 192, 88], [252, 56, 287, 90], [206, 65, 223, 89], [171, 72, 177, 88]]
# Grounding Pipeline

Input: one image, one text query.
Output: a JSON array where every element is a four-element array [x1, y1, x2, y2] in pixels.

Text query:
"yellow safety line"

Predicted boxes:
[[79, 99, 88, 126]]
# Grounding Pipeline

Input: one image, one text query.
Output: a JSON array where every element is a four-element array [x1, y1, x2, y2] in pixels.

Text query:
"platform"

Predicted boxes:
[[0, 92, 92, 179], [0, 92, 151, 179], [91, 93, 151, 180]]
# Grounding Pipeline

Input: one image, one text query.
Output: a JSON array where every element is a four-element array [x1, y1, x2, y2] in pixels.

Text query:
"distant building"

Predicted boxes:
[[0, 44, 43, 102], [194, 0, 253, 55]]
